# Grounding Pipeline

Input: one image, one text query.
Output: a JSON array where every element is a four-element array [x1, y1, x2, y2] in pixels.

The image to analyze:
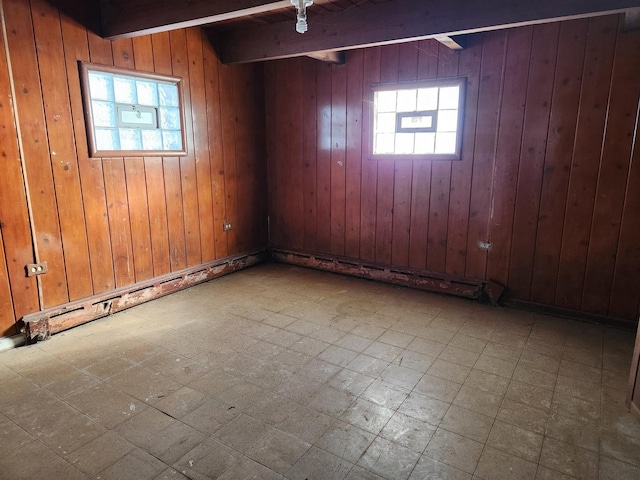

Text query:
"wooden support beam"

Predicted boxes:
[[434, 35, 466, 51], [100, 0, 291, 39], [306, 51, 345, 64], [216, 0, 640, 63]]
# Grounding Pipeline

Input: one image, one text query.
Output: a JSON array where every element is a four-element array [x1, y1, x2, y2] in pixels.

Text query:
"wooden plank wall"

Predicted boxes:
[[0, 0, 267, 337], [265, 16, 640, 323]]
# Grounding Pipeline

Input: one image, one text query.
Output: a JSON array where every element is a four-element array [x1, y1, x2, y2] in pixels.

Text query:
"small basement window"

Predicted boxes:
[[370, 78, 466, 161], [80, 62, 186, 157]]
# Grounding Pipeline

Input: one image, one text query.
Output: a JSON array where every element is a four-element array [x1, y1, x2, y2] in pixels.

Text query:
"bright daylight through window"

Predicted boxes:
[[371, 78, 465, 160], [80, 62, 186, 157]]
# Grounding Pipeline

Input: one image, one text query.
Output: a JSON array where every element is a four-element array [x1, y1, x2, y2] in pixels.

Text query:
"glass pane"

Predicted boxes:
[[376, 90, 397, 113], [95, 128, 119, 150], [159, 107, 181, 129], [141, 130, 163, 150], [435, 132, 457, 154], [400, 114, 433, 130], [439, 86, 460, 109], [114, 77, 137, 104], [395, 133, 415, 154], [162, 130, 182, 150], [415, 132, 436, 154], [397, 89, 417, 112], [137, 80, 158, 106], [437, 110, 459, 132], [417, 88, 438, 110], [375, 133, 395, 154], [92, 100, 116, 127], [88, 72, 113, 101], [375, 112, 396, 134], [158, 83, 179, 107], [119, 129, 142, 150]]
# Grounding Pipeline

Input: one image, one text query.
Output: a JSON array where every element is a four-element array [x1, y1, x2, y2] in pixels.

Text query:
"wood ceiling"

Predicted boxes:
[[91, 0, 640, 63]]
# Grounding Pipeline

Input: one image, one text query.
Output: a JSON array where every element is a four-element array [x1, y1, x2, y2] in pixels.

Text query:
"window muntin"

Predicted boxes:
[[80, 62, 186, 157], [371, 78, 465, 160]]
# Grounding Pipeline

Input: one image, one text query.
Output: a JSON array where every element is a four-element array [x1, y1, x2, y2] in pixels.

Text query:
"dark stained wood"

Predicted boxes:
[[508, 23, 559, 299], [530, 19, 588, 305], [217, 0, 640, 63], [464, 31, 507, 280], [344, 50, 364, 259], [330, 62, 348, 256], [445, 36, 481, 276], [0, 230, 16, 336], [582, 27, 640, 313], [359, 47, 380, 262], [302, 58, 319, 253], [555, 15, 618, 310], [484, 27, 532, 287], [316, 62, 333, 253], [101, 0, 290, 38]]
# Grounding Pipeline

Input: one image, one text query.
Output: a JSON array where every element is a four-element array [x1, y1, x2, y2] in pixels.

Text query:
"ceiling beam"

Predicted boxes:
[[306, 51, 345, 64], [100, 0, 291, 39], [215, 0, 640, 63]]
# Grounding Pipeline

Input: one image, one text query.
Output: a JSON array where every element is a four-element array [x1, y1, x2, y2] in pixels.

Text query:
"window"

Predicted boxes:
[[80, 62, 186, 157], [370, 78, 466, 161]]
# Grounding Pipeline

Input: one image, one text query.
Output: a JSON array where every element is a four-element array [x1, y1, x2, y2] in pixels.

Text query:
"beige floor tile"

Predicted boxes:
[[540, 437, 598, 480], [438, 345, 480, 368], [298, 358, 342, 383], [440, 405, 494, 443], [475, 445, 537, 480], [153, 467, 191, 480], [483, 342, 523, 362], [519, 350, 561, 374], [406, 337, 446, 357], [286, 446, 353, 480], [319, 345, 360, 367], [534, 465, 576, 480], [487, 420, 544, 462], [308, 385, 356, 417], [316, 420, 376, 462], [361, 379, 410, 409], [362, 341, 404, 361], [380, 363, 423, 390], [0, 414, 34, 459], [350, 323, 386, 341], [246, 391, 302, 425], [453, 385, 502, 418], [496, 398, 549, 435], [393, 350, 436, 373], [0, 439, 87, 480], [428, 359, 471, 385], [506, 380, 553, 411], [214, 414, 272, 453], [554, 375, 601, 405], [64, 431, 135, 476], [545, 414, 599, 452], [98, 448, 168, 480], [276, 405, 335, 444], [513, 364, 557, 391], [599, 455, 640, 480], [181, 396, 238, 435], [246, 428, 310, 474], [107, 364, 183, 405], [357, 436, 420, 480], [173, 439, 238, 480], [414, 373, 461, 403], [448, 333, 487, 354], [214, 381, 266, 410], [329, 369, 375, 396], [551, 392, 600, 423], [464, 369, 510, 396], [378, 329, 415, 348], [474, 355, 517, 379], [340, 398, 394, 435], [290, 337, 331, 356], [218, 456, 284, 480], [380, 411, 436, 452], [600, 429, 640, 467], [409, 455, 472, 479], [398, 392, 449, 426], [346, 465, 385, 480], [424, 428, 484, 474], [346, 354, 391, 377]]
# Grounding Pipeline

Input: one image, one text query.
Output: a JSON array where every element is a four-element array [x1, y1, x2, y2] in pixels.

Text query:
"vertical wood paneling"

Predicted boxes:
[[375, 44, 399, 265], [330, 63, 347, 256], [5, 0, 69, 307], [465, 31, 507, 279], [508, 23, 559, 299], [530, 19, 588, 305], [302, 58, 318, 252], [285, 59, 304, 251], [581, 29, 640, 313], [265, 16, 640, 323], [0, 13, 39, 321], [1, 0, 267, 335], [556, 15, 618, 310], [0, 230, 16, 336]]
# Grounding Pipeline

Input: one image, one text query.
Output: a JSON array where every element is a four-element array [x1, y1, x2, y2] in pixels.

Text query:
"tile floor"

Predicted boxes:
[[1, 263, 639, 480]]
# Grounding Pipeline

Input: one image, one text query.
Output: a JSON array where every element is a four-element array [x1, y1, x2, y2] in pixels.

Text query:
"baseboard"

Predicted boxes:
[[21, 248, 268, 342]]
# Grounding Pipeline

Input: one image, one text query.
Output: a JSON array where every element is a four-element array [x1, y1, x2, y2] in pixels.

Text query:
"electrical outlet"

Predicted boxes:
[[223, 222, 233, 231], [25, 261, 48, 277], [478, 241, 492, 250]]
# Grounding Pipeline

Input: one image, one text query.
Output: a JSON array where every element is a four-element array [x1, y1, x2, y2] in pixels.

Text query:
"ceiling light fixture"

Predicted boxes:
[[291, 0, 313, 34]]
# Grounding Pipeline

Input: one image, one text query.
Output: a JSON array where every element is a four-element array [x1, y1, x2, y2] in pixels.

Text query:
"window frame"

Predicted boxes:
[[367, 77, 467, 161], [79, 61, 187, 158]]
